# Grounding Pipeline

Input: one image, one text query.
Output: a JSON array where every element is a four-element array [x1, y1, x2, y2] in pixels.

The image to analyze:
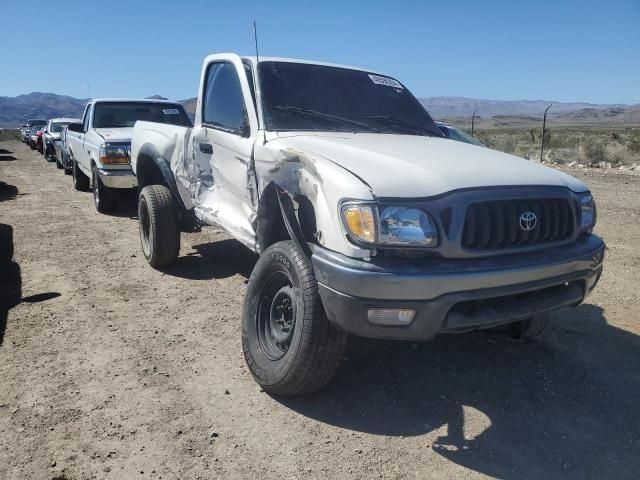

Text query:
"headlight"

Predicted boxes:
[[579, 194, 596, 231], [379, 206, 437, 246], [99, 144, 130, 165], [341, 203, 438, 247]]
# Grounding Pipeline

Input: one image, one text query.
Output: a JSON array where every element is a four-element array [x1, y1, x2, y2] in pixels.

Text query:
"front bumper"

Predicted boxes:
[[313, 234, 605, 341], [98, 167, 138, 189]]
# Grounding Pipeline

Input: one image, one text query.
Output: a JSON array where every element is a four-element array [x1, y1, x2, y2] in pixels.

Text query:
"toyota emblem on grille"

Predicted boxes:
[[519, 211, 537, 231]]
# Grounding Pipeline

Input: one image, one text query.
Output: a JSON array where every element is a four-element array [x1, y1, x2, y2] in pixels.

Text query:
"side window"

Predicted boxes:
[[202, 62, 247, 134], [82, 105, 91, 132]]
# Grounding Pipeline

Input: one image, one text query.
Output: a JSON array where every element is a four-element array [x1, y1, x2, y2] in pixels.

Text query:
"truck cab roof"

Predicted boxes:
[[238, 55, 384, 76], [88, 98, 182, 105]]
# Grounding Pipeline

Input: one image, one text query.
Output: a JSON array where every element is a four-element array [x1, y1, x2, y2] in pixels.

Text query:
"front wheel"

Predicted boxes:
[[242, 240, 348, 396], [138, 185, 180, 268], [72, 158, 90, 191], [92, 165, 116, 213]]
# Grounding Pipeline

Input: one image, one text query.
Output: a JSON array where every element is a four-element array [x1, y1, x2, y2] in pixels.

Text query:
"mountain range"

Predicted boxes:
[[1, 92, 638, 127]]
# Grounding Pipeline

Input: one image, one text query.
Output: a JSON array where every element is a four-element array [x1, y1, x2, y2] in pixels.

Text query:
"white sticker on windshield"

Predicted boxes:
[[162, 108, 180, 115], [368, 74, 404, 89]]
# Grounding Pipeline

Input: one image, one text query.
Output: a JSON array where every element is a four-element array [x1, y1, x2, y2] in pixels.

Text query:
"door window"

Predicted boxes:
[[82, 106, 91, 132], [202, 62, 248, 135]]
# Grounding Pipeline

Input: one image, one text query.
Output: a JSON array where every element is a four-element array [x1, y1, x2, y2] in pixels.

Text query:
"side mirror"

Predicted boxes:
[[67, 122, 83, 133]]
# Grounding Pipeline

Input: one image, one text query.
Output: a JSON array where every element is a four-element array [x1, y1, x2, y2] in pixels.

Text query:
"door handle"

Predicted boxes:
[[199, 143, 213, 154]]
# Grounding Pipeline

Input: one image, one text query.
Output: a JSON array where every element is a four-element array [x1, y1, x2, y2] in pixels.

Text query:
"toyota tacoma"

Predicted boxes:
[[130, 54, 604, 395]]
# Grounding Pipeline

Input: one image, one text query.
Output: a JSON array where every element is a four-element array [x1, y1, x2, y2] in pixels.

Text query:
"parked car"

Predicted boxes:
[[28, 125, 43, 149], [66, 99, 191, 213], [20, 125, 29, 143], [436, 121, 485, 147], [130, 54, 604, 395], [43, 118, 80, 165], [52, 121, 80, 173], [23, 119, 47, 144], [35, 125, 47, 154]]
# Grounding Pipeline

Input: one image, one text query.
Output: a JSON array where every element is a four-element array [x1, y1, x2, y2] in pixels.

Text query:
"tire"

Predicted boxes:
[[0, 261, 22, 310], [55, 154, 63, 169], [0, 224, 14, 262], [138, 185, 180, 268], [509, 313, 550, 341], [242, 240, 348, 396], [63, 153, 72, 175], [72, 158, 90, 191], [92, 164, 116, 213]]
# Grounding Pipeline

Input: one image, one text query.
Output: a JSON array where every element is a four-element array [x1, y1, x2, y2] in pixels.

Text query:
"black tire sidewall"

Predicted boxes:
[[242, 242, 314, 389]]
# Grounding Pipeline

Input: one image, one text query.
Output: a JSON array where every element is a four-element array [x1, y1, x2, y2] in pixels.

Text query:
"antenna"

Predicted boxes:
[[85, 77, 92, 99], [253, 20, 260, 64], [252, 20, 265, 142]]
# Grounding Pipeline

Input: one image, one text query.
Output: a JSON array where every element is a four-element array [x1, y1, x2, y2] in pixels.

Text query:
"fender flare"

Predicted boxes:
[[137, 143, 187, 211]]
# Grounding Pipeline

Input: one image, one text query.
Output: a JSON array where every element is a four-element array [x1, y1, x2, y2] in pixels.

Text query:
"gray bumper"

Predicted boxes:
[[98, 168, 138, 189], [312, 234, 605, 341]]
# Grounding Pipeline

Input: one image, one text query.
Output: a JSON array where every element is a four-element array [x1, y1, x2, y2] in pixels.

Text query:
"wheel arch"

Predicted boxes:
[[255, 182, 315, 257], [135, 143, 186, 212]]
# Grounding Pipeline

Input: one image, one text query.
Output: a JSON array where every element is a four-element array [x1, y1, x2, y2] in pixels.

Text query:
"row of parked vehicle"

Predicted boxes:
[[20, 53, 604, 396], [20, 98, 190, 212]]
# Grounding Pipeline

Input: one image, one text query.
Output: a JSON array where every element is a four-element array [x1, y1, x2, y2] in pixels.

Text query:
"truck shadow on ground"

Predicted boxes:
[[0, 219, 61, 346], [279, 304, 640, 479], [164, 240, 257, 280], [0, 181, 18, 201], [102, 188, 139, 219]]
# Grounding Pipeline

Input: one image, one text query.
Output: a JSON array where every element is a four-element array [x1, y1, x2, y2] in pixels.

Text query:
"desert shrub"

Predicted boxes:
[[627, 133, 640, 154], [582, 137, 607, 165], [0, 129, 21, 141]]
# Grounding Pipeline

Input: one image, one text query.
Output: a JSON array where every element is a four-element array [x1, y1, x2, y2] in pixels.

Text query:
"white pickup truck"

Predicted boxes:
[[130, 54, 604, 395], [66, 98, 191, 213]]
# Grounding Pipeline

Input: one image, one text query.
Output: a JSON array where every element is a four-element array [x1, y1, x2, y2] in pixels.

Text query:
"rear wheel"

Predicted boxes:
[[138, 185, 180, 268], [92, 165, 116, 213], [72, 158, 90, 191], [242, 240, 348, 395]]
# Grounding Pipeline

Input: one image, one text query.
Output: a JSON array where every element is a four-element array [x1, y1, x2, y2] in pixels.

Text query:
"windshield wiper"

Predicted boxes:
[[361, 115, 441, 136], [273, 106, 381, 132]]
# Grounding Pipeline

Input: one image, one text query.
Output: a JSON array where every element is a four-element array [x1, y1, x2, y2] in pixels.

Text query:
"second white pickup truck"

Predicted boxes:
[[130, 54, 604, 395], [66, 98, 191, 213]]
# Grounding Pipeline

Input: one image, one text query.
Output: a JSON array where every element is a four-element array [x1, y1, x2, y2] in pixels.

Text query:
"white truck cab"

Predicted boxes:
[[130, 53, 604, 395], [66, 98, 191, 213]]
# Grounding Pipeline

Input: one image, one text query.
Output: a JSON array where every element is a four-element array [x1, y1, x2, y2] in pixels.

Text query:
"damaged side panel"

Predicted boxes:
[[254, 139, 374, 259]]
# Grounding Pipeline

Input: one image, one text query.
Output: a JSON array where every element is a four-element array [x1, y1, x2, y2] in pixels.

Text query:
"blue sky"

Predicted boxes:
[[1, 0, 638, 104]]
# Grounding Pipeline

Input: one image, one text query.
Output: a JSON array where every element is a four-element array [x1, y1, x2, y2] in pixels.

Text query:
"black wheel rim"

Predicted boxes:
[[257, 272, 297, 361], [139, 197, 151, 257]]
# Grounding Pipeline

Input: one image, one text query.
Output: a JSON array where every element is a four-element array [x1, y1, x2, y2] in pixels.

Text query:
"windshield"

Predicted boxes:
[[439, 125, 485, 147], [50, 122, 69, 133], [259, 61, 442, 136], [93, 102, 192, 128]]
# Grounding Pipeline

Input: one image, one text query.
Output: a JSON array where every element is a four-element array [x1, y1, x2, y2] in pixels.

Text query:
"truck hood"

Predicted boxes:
[[272, 132, 587, 198], [94, 127, 133, 143]]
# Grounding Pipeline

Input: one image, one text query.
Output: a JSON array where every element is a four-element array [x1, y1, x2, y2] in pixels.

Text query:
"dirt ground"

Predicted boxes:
[[1, 139, 639, 480]]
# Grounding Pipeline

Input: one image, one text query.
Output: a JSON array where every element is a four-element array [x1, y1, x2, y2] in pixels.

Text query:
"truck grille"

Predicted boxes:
[[461, 198, 575, 250]]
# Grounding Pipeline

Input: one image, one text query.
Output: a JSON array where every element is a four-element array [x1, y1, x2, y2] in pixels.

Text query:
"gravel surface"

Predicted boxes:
[[1, 140, 639, 479]]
